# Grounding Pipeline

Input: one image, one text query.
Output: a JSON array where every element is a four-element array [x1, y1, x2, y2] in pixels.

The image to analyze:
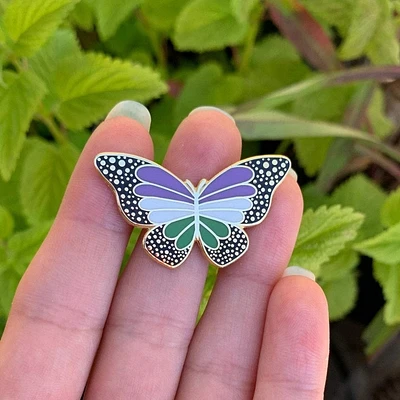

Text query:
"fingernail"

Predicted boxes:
[[106, 100, 151, 131], [189, 106, 235, 124], [282, 266, 315, 281], [288, 168, 298, 182]]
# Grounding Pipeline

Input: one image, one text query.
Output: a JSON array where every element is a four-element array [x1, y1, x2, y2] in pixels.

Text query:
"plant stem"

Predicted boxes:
[[39, 114, 66, 145], [239, 4, 263, 74]]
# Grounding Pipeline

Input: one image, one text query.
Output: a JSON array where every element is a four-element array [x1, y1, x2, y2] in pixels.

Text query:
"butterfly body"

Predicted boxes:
[[94, 153, 291, 268]]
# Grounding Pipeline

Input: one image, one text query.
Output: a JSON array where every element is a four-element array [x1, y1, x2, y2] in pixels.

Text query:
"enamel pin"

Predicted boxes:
[[94, 153, 291, 268]]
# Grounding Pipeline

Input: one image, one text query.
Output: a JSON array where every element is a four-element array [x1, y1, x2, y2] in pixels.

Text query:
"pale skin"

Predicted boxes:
[[0, 110, 329, 399]]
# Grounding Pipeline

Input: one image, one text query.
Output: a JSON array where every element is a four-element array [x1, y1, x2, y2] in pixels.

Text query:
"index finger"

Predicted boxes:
[[0, 107, 153, 399]]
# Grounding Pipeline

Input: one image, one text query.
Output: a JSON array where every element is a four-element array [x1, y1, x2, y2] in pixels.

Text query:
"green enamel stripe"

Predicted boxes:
[[200, 224, 218, 249], [165, 216, 195, 239], [199, 216, 229, 238], [176, 224, 195, 249]]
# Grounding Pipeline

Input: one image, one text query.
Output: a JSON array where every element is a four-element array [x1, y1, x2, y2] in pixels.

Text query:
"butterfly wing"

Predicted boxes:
[[95, 152, 196, 268], [198, 155, 291, 267]]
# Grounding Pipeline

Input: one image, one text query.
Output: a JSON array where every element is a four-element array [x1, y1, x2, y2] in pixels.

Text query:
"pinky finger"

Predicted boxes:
[[253, 267, 329, 400]]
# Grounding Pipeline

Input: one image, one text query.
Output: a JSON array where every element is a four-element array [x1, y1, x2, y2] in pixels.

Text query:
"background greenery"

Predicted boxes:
[[0, 0, 399, 358]]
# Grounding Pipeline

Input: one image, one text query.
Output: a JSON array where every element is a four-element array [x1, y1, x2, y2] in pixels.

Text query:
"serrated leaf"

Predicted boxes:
[[3, 0, 80, 57], [141, 0, 190, 32], [381, 188, 400, 228], [0, 70, 47, 181], [290, 205, 364, 274], [95, 0, 143, 40], [175, 63, 243, 122], [367, 87, 394, 138], [339, 0, 379, 60], [355, 223, 400, 265], [54, 52, 167, 129], [173, 0, 248, 51], [20, 141, 78, 225], [321, 272, 358, 321], [373, 261, 400, 325], [29, 29, 81, 93], [319, 249, 359, 281], [243, 35, 310, 100], [294, 138, 332, 177], [366, 0, 400, 65], [0, 205, 14, 239], [7, 221, 52, 274], [330, 174, 387, 240]]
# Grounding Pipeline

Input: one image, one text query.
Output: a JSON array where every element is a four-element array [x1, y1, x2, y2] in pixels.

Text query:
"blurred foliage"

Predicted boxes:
[[0, 0, 400, 355]]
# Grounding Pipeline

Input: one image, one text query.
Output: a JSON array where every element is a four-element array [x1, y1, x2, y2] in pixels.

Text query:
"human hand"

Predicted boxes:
[[0, 102, 329, 399]]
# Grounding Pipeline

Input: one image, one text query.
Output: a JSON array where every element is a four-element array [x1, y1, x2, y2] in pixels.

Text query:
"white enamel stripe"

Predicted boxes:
[[198, 198, 252, 211], [139, 197, 195, 211]]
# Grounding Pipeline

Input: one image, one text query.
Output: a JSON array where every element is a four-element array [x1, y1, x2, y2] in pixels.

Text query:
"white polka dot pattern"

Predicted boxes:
[[95, 153, 153, 225], [203, 225, 248, 267], [239, 156, 290, 226]]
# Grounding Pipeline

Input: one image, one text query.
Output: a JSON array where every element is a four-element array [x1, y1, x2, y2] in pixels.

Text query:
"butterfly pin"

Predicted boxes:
[[94, 153, 291, 268]]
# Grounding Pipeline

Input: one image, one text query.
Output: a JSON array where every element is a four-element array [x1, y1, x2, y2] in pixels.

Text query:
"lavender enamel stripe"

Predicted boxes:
[[200, 166, 253, 198], [199, 185, 256, 203], [134, 184, 194, 203], [137, 166, 192, 197]]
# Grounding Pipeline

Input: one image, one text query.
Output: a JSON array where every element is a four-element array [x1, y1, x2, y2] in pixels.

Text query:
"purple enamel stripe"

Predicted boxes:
[[137, 166, 192, 196], [199, 184, 256, 203], [200, 166, 253, 198], [134, 184, 194, 203]]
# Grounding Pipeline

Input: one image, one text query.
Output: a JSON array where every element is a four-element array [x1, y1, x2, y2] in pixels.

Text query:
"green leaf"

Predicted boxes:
[[95, 0, 143, 40], [3, 0, 80, 57], [69, 0, 95, 31], [175, 63, 243, 122], [338, 0, 379, 60], [141, 0, 190, 32], [230, 0, 258, 22], [365, 0, 400, 65], [20, 141, 79, 225], [7, 221, 52, 274], [0, 205, 14, 239], [242, 35, 310, 100], [367, 87, 394, 139], [198, 265, 218, 321], [173, 0, 249, 51], [290, 205, 364, 274], [294, 138, 332, 177], [0, 268, 19, 314], [374, 261, 400, 325], [355, 223, 400, 265], [321, 272, 358, 321], [381, 188, 400, 228], [319, 248, 360, 281], [363, 309, 400, 355], [330, 174, 387, 240], [54, 52, 167, 129], [0, 70, 47, 181]]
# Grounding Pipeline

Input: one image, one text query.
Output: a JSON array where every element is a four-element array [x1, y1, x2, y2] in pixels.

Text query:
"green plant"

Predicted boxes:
[[0, 0, 399, 357]]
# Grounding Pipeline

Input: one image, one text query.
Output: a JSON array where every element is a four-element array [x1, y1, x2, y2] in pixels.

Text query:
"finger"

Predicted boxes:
[[85, 109, 242, 399], [176, 175, 303, 399], [0, 111, 153, 399], [254, 273, 329, 400]]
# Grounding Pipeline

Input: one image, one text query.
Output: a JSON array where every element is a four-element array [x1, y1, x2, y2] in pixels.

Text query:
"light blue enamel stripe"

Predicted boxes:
[[140, 197, 194, 211], [200, 210, 244, 223], [148, 210, 194, 224], [199, 198, 251, 211]]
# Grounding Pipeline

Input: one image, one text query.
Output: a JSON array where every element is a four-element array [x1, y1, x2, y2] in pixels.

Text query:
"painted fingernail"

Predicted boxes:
[[283, 266, 316, 281], [288, 168, 298, 182], [189, 106, 235, 124], [106, 100, 151, 131]]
